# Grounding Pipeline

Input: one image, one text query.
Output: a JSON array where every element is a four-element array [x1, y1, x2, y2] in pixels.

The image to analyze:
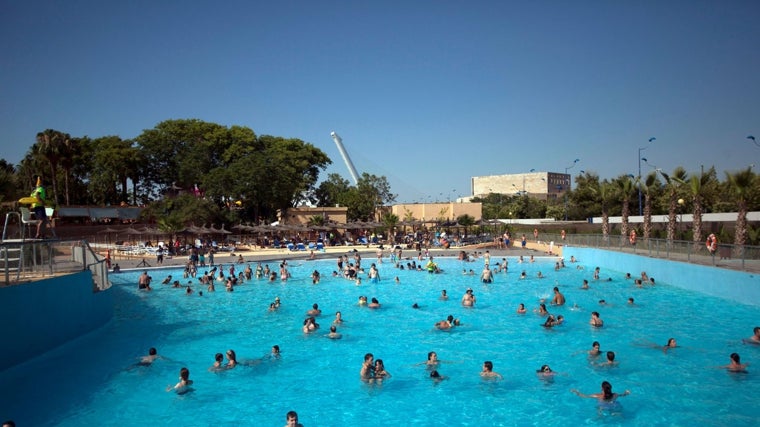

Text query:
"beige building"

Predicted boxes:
[[471, 171, 570, 200], [392, 202, 483, 222], [283, 202, 482, 227]]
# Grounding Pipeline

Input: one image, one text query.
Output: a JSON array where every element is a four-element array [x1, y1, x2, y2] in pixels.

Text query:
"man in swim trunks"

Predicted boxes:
[[461, 288, 476, 307], [550, 286, 566, 306], [138, 271, 152, 290], [480, 265, 493, 283]]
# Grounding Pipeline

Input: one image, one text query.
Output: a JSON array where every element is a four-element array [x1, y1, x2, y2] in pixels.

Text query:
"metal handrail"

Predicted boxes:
[[0, 239, 110, 289], [534, 232, 760, 272]]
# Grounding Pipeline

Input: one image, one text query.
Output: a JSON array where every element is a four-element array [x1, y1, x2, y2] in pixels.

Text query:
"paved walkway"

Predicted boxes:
[[109, 243, 550, 272]]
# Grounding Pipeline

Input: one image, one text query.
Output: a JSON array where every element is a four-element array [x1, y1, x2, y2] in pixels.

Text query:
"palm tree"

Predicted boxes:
[[615, 175, 636, 245], [725, 167, 756, 249], [687, 168, 717, 250], [659, 167, 687, 244], [36, 129, 71, 205], [641, 172, 660, 240], [57, 137, 80, 206], [381, 213, 399, 244]]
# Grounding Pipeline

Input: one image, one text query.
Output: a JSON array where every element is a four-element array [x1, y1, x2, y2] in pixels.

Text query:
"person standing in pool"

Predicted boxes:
[[374, 359, 391, 380], [480, 265, 493, 283], [461, 288, 476, 307], [137, 271, 152, 291], [360, 353, 375, 381], [550, 286, 566, 306]]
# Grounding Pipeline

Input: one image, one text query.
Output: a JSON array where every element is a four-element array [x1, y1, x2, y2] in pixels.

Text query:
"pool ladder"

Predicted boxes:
[[1, 212, 24, 283]]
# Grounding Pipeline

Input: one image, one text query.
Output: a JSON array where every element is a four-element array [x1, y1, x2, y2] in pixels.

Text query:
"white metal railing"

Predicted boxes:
[[535, 232, 760, 271], [0, 239, 110, 290]]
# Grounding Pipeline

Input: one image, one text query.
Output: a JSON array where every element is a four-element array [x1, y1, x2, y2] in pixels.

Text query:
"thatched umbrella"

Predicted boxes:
[[98, 226, 120, 244]]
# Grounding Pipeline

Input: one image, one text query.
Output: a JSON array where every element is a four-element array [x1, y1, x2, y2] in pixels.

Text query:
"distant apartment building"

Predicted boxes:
[[471, 171, 570, 200]]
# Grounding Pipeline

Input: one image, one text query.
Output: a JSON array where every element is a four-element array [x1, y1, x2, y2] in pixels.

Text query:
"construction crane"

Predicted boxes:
[[330, 131, 360, 185]]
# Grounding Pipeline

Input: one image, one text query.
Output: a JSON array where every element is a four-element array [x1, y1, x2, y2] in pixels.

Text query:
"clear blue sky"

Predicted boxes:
[[2, 1, 758, 203]]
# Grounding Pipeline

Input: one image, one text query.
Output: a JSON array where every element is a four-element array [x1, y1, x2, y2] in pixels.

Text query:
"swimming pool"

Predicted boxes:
[[1, 254, 758, 426]]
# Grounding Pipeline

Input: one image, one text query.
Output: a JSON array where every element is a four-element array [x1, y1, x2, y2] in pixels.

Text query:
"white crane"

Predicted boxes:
[[330, 131, 360, 185]]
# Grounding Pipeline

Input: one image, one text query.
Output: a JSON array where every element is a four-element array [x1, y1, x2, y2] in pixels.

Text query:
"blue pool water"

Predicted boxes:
[[2, 255, 759, 426]]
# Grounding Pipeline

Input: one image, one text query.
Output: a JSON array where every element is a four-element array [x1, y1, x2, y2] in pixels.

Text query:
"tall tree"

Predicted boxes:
[[36, 129, 71, 204], [615, 175, 636, 244], [659, 167, 688, 244], [641, 172, 660, 240], [725, 167, 757, 248], [381, 212, 399, 244], [687, 167, 718, 249]]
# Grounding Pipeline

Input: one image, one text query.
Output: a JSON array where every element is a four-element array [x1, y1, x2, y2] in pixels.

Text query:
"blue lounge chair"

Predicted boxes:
[[286, 242, 295, 251], [316, 241, 325, 251], [297, 242, 306, 251]]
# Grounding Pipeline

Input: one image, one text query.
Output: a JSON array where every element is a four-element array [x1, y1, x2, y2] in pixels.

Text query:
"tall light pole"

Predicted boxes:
[[638, 137, 656, 216], [564, 159, 579, 221]]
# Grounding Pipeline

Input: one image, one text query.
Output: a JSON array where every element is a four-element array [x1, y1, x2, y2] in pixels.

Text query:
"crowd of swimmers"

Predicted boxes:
[[123, 248, 759, 424]]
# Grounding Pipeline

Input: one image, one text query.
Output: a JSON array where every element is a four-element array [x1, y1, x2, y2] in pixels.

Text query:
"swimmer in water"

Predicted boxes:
[[590, 311, 603, 327], [429, 369, 448, 382], [743, 326, 760, 345], [594, 351, 618, 367], [140, 347, 160, 365], [435, 315, 457, 330], [166, 367, 193, 393], [374, 359, 391, 381], [536, 364, 556, 379], [516, 303, 527, 314], [480, 360, 503, 380], [718, 352, 749, 373], [333, 311, 343, 324], [571, 380, 630, 401], [535, 303, 549, 316], [209, 352, 225, 371], [327, 325, 342, 340]]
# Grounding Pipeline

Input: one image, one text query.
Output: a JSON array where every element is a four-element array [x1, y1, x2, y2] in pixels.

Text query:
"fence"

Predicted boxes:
[[533, 232, 760, 272], [0, 239, 111, 290]]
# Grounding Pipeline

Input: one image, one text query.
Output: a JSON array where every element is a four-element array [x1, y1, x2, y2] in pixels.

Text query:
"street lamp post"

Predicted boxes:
[[638, 137, 656, 216], [563, 159, 580, 221]]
